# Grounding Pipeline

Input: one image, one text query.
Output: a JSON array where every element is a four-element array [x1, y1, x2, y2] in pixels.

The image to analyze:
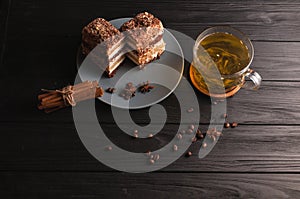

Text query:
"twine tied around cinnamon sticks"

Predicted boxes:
[[41, 85, 76, 107], [38, 81, 104, 113]]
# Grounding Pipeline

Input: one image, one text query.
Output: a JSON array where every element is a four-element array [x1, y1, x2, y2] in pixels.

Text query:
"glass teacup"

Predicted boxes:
[[190, 26, 262, 98]]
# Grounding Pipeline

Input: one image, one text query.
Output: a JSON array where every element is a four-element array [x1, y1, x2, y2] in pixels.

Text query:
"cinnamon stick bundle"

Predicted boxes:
[[38, 81, 104, 113]]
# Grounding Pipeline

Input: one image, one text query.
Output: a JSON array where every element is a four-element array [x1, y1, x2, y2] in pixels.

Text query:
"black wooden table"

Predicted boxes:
[[1, 0, 300, 198]]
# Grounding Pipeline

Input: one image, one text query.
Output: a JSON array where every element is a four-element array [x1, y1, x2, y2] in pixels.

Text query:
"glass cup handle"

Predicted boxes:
[[242, 69, 262, 90]]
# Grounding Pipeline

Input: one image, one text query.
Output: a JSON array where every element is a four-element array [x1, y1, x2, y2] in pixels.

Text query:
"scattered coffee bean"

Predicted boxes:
[[149, 159, 155, 164], [189, 124, 195, 130], [223, 113, 228, 119], [213, 101, 218, 105], [211, 135, 216, 141], [134, 130, 138, 134], [106, 146, 112, 151], [148, 133, 153, 138], [187, 129, 193, 134], [145, 150, 151, 156], [105, 87, 116, 94], [196, 129, 204, 139], [191, 137, 197, 143], [187, 107, 194, 113], [186, 151, 192, 157], [173, 144, 178, 151], [133, 134, 139, 138], [177, 133, 183, 140], [153, 154, 160, 161], [231, 122, 238, 128], [207, 127, 216, 135], [215, 131, 222, 136], [202, 142, 207, 148], [224, 122, 230, 128]]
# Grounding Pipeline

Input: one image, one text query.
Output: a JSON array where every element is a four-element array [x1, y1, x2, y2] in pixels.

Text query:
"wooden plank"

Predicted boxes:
[[0, 80, 299, 124], [2, 37, 300, 81], [0, 0, 10, 65], [1, 123, 300, 172], [1, 172, 300, 198], [168, 125, 300, 172], [7, 0, 300, 41], [252, 42, 300, 81]]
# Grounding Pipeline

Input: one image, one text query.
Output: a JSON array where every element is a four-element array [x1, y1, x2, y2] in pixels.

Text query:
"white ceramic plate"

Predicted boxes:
[[77, 18, 184, 109]]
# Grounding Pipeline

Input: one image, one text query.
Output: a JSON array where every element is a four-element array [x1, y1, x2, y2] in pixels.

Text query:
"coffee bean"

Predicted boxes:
[[231, 122, 238, 128], [224, 122, 230, 128], [187, 129, 193, 134], [133, 134, 139, 138], [202, 142, 207, 148], [207, 127, 216, 135], [215, 131, 222, 136], [187, 107, 194, 113], [149, 159, 155, 164], [153, 154, 160, 161], [177, 133, 183, 140], [186, 151, 192, 157], [148, 133, 153, 138], [134, 130, 138, 134], [196, 130, 204, 139], [211, 135, 216, 141], [189, 124, 195, 130], [173, 144, 178, 151], [106, 146, 112, 151], [223, 113, 228, 118], [191, 137, 197, 143]]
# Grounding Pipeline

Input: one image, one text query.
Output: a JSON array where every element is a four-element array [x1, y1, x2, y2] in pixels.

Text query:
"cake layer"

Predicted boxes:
[[81, 18, 126, 77], [127, 37, 165, 54], [82, 34, 125, 56], [107, 55, 126, 77], [120, 12, 165, 65], [82, 18, 123, 54], [126, 33, 163, 51], [126, 40, 166, 65]]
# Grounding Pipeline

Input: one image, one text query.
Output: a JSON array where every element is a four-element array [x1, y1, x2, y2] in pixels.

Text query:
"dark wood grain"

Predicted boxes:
[[2, 38, 300, 81], [1, 123, 300, 172], [7, 0, 300, 41], [1, 0, 300, 198], [0, 80, 299, 125], [0, 0, 10, 65], [253, 42, 300, 81], [1, 172, 300, 199]]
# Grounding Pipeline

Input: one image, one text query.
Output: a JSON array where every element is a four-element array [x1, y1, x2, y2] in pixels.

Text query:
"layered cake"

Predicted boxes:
[[81, 18, 125, 77], [120, 12, 165, 65]]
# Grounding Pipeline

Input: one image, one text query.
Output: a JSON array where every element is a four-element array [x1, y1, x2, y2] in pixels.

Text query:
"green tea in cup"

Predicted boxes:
[[190, 26, 261, 98]]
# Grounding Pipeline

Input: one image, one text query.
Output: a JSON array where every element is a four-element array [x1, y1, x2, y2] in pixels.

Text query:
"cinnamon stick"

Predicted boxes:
[[38, 81, 104, 113]]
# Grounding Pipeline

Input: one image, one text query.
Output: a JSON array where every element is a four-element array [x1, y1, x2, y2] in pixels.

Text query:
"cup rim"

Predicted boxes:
[[193, 25, 254, 78]]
